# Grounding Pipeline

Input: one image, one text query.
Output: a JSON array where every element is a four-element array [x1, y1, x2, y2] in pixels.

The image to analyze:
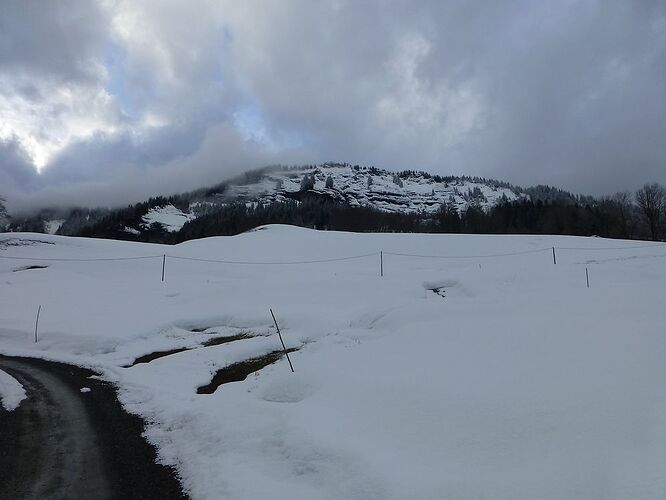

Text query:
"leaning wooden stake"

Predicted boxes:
[[34, 305, 41, 343], [270, 309, 294, 373], [586, 267, 590, 288], [161, 254, 166, 282], [552, 247, 557, 265]]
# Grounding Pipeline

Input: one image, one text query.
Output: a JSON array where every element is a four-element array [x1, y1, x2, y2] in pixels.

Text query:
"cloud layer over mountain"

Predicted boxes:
[[1, 0, 665, 209]]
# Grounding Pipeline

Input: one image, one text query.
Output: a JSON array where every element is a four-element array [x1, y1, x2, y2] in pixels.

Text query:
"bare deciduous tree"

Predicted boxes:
[[612, 191, 635, 238], [635, 183, 666, 240]]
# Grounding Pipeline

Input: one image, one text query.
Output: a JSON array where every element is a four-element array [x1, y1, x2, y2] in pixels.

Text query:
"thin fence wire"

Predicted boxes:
[[555, 243, 666, 251], [167, 252, 380, 265], [0, 242, 664, 265], [0, 254, 163, 262], [572, 252, 666, 264], [384, 248, 551, 259]]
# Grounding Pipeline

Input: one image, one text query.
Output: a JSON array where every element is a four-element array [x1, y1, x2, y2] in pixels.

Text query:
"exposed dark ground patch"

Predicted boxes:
[[125, 334, 254, 367], [197, 348, 298, 394], [202, 333, 251, 347], [0, 355, 187, 500], [125, 347, 191, 367], [189, 326, 209, 333], [12, 265, 49, 272]]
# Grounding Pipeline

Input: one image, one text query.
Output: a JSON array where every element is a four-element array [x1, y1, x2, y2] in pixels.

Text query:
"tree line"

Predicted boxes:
[[76, 181, 666, 243], [6, 180, 666, 243]]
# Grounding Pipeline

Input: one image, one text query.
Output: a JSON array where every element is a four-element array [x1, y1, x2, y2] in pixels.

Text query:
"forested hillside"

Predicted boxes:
[[4, 164, 665, 242]]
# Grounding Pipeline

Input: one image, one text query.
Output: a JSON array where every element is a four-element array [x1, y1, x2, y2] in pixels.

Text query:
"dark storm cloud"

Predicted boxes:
[[0, 138, 40, 198], [1, 0, 665, 209], [0, 0, 110, 81], [41, 124, 208, 186]]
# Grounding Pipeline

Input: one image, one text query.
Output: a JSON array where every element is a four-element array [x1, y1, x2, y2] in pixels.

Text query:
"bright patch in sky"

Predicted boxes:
[[0, 73, 123, 171]]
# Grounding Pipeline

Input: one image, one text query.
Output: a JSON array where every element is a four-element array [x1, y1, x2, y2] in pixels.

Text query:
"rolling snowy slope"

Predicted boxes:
[[1, 227, 665, 499]]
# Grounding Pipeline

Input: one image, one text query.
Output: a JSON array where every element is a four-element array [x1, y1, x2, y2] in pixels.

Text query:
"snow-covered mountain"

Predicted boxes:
[[136, 163, 525, 234], [216, 163, 522, 214], [5, 163, 528, 237]]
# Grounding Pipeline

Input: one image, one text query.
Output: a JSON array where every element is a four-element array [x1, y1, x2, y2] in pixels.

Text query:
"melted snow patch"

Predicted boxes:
[[142, 205, 195, 232], [0, 369, 27, 411]]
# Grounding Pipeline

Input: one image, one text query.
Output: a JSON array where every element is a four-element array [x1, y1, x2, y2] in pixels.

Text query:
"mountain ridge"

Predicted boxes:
[[2, 162, 618, 241]]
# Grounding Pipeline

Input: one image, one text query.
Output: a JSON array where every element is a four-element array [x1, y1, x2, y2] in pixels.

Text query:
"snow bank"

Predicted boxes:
[[0, 369, 27, 411]]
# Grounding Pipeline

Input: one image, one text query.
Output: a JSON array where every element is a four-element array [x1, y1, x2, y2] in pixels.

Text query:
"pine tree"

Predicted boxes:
[[0, 197, 9, 231], [300, 174, 315, 191]]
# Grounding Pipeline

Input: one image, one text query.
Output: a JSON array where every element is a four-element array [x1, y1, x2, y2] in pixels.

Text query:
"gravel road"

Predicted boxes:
[[0, 355, 187, 499]]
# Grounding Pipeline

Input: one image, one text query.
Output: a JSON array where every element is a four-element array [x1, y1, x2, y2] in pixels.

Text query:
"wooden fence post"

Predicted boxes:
[[269, 309, 294, 373], [34, 305, 41, 343], [380, 251, 383, 277]]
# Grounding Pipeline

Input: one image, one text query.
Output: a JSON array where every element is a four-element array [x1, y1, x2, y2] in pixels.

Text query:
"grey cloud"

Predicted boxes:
[[222, 0, 666, 195], [41, 123, 209, 185], [8, 122, 310, 211], [0, 0, 110, 81], [0, 138, 40, 199], [2, 0, 666, 209]]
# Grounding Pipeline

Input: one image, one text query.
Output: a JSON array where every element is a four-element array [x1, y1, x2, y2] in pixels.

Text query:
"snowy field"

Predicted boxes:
[[1, 225, 665, 499]]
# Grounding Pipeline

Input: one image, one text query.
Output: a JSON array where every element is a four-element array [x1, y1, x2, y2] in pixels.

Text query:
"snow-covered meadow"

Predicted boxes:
[[1, 225, 665, 499]]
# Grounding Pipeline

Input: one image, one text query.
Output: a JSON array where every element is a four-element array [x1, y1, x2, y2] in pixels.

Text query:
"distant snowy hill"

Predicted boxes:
[[113, 163, 525, 238], [215, 163, 523, 214], [5, 163, 530, 238]]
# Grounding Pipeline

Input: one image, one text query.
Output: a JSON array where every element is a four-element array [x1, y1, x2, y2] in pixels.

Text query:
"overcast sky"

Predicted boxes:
[[1, 0, 665, 210]]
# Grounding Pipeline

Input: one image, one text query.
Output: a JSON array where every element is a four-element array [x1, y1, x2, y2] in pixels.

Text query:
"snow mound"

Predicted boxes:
[[260, 373, 316, 403], [0, 369, 27, 411]]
